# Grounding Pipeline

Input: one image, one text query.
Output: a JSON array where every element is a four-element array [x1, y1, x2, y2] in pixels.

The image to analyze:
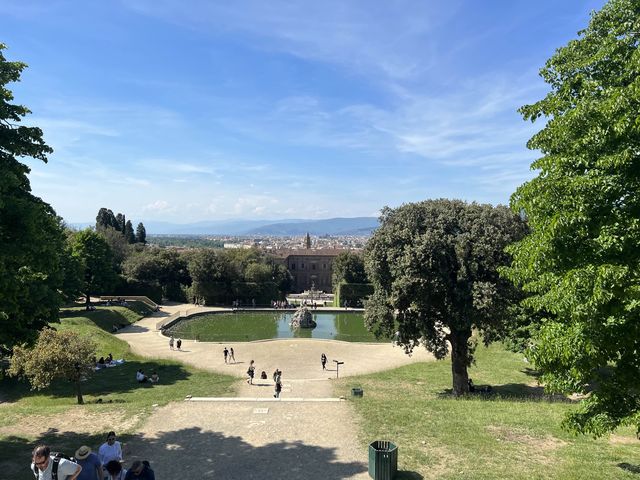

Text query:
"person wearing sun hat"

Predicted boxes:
[[74, 445, 102, 480]]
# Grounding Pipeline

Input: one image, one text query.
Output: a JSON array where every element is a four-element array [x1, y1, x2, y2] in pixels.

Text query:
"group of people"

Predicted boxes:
[[95, 354, 125, 370], [30, 431, 155, 479], [270, 300, 291, 309], [136, 369, 159, 384], [168, 335, 182, 351], [223, 346, 236, 364]]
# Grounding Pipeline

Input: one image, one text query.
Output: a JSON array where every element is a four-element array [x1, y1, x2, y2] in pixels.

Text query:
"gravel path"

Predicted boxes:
[[115, 304, 433, 478]]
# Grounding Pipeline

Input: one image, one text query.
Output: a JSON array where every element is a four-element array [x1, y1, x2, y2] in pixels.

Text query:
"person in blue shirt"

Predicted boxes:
[[74, 446, 102, 480]]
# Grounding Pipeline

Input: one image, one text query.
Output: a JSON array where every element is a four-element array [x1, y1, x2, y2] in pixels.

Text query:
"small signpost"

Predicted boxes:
[[334, 359, 344, 378]]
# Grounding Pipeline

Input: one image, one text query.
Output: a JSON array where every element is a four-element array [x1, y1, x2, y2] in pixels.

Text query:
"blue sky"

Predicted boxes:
[[3, 0, 605, 224]]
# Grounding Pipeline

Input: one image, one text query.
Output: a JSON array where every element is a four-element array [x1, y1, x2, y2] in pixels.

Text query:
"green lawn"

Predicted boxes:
[[0, 304, 237, 479], [335, 343, 640, 480]]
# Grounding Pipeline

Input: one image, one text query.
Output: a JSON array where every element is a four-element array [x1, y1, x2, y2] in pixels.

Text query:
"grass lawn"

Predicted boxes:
[[335, 343, 640, 480], [0, 304, 237, 480]]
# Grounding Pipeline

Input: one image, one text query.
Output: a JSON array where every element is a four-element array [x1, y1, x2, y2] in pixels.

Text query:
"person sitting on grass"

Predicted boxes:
[[149, 371, 159, 384], [136, 369, 148, 383]]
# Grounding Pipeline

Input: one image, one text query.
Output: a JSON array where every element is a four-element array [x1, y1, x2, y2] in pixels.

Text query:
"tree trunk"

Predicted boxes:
[[85, 292, 90, 310], [76, 379, 84, 405], [450, 328, 471, 396]]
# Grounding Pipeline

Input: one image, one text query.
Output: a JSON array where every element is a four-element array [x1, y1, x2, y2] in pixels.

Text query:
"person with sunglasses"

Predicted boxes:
[[98, 432, 122, 467], [31, 445, 81, 480]]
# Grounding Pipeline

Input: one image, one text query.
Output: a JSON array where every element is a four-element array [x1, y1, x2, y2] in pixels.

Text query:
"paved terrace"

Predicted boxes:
[[114, 304, 434, 479]]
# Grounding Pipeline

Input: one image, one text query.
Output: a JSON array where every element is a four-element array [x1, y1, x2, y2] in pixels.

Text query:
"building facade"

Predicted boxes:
[[271, 249, 345, 293]]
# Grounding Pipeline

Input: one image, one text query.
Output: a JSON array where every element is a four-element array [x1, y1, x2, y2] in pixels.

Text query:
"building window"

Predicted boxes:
[[323, 264, 326, 269], [291, 263, 296, 270], [312, 264, 316, 270], [301, 263, 304, 269]]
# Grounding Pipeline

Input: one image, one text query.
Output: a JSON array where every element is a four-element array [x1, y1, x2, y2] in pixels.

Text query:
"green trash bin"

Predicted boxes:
[[368, 440, 398, 480]]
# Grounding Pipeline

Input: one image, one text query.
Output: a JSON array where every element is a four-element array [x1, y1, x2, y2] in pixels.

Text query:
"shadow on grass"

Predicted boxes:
[[437, 383, 576, 403], [619, 463, 640, 474], [59, 308, 136, 333], [1, 360, 192, 402], [1, 427, 377, 480]]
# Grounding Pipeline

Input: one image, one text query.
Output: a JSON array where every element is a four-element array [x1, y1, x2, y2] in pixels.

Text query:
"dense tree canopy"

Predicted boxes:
[[123, 247, 190, 300], [0, 44, 70, 350], [365, 200, 527, 395], [332, 251, 368, 289], [69, 229, 117, 307], [9, 328, 96, 404], [502, 0, 640, 436]]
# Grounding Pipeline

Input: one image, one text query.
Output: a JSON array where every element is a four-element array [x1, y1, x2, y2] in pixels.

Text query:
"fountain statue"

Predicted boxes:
[[290, 305, 317, 329]]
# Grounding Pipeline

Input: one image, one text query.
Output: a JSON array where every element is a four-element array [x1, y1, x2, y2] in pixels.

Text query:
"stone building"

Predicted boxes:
[[270, 248, 345, 293]]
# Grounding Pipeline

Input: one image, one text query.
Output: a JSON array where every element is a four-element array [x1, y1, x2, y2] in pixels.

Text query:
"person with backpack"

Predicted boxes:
[[124, 460, 155, 480], [31, 444, 81, 480]]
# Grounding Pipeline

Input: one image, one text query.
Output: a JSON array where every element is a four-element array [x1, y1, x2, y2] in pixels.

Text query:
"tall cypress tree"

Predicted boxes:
[[135, 222, 147, 245]]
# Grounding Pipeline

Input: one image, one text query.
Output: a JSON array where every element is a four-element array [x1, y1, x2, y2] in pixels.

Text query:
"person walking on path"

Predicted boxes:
[[247, 360, 255, 384], [31, 444, 82, 480], [74, 445, 102, 480], [274, 378, 282, 398], [176, 338, 182, 350], [169, 336, 174, 350], [321, 353, 327, 370], [229, 347, 235, 363], [223, 347, 229, 364]]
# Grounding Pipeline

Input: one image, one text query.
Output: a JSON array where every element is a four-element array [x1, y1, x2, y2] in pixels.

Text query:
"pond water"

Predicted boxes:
[[166, 311, 388, 342]]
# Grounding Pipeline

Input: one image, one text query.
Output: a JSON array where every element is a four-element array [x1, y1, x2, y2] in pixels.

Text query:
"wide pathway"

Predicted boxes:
[[115, 304, 434, 478]]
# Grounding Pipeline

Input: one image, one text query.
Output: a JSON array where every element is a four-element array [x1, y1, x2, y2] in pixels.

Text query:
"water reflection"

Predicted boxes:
[[168, 311, 387, 343]]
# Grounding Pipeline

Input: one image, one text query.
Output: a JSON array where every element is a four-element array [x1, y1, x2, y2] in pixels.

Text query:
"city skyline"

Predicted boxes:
[[4, 0, 605, 223]]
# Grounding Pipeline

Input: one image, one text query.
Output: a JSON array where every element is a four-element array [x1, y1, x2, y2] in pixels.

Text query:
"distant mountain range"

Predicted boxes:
[[70, 217, 379, 236]]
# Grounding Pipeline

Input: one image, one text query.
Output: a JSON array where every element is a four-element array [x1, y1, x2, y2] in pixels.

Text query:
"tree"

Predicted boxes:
[[124, 220, 136, 244], [115, 213, 126, 233], [96, 208, 117, 231], [70, 229, 117, 308], [332, 251, 368, 289], [98, 226, 131, 271], [8, 328, 96, 404], [502, 0, 640, 436], [365, 200, 527, 395], [123, 247, 190, 299], [0, 44, 69, 350], [186, 249, 234, 304], [135, 222, 147, 244]]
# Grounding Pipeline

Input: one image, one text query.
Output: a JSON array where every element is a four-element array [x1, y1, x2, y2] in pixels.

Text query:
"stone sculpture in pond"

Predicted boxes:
[[290, 306, 317, 329]]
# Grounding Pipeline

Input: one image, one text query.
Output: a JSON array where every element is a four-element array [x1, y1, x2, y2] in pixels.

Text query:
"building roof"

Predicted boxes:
[[268, 248, 349, 258]]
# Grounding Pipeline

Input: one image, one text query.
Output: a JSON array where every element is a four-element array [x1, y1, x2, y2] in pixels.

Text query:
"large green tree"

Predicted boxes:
[[123, 247, 190, 300], [332, 251, 368, 288], [70, 229, 117, 308], [9, 328, 96, 404], [502, 0, 640, 436], [0, 44, 69, 350], [365, 200, 526, 395]]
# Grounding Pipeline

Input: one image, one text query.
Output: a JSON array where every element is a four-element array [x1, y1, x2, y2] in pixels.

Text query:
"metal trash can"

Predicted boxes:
[[352, 387, 363, 397], [368, 440, 398, 480]]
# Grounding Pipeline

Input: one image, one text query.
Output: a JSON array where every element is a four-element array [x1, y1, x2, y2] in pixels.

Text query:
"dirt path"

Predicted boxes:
[[114, 304, 433, 478]]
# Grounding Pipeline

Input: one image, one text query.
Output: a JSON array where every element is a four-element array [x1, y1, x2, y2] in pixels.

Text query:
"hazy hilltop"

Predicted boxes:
[[72, 217, 379, 236]]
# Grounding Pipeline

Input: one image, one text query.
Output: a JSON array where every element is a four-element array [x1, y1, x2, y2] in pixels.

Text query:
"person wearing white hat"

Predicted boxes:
[[74, 445, 102, 480]]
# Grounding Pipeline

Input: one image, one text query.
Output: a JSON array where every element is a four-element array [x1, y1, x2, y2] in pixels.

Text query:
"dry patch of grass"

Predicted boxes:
[[0, 408, 141, 438]]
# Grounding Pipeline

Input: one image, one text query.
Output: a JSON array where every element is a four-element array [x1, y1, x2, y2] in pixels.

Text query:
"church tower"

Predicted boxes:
[[304, 232, 312, 249]]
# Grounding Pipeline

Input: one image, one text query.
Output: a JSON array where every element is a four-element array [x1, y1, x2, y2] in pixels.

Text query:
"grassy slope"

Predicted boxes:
[[335, 343, 640, 480], [0, 304, 236, 479]]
